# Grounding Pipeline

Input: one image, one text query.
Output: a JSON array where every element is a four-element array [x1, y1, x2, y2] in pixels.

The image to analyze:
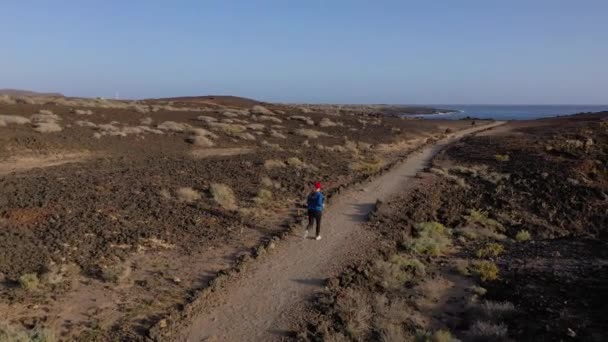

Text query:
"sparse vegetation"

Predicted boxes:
[[335, 288, 372, 340], [210, 183, 237, 210], [18, 273, 40, 291], [286, 157, 304, 168], [465, 209, 504, 232], [415, 329, 458, 342], [350, 157, 385, 175], [476, 243, 504, 258], [515, 230, 531, 242], [0, 115, 31, 126], [253, 189, 273, 207], [175, 187, 201, 203], [407, 222, 451, 257], [0, 322, 56, 342], [494, 154, 510, 162], [371, 254, 426, 290], [466, 321, 508, 341], [157, 121, 192, 132], [294, 128, 328, 139], [470, 260, 499, 281], [264, 159, 286, 169]]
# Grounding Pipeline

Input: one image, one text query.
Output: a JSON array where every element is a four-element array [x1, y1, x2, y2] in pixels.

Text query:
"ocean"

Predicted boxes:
[[406, 105, 608, 120]]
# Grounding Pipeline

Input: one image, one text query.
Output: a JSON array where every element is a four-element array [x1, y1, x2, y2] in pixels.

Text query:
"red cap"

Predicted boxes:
[[314, 182, 322, 189]]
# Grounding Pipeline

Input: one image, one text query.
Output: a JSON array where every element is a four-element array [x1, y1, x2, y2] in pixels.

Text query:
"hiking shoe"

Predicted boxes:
[[303, 230, 309, 239], [315, 235, 322, 241]]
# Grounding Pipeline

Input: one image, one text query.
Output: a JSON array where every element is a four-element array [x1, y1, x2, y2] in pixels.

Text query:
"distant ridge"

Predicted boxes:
[[0, 88, 64, 97], [150, 95, 263, 108]]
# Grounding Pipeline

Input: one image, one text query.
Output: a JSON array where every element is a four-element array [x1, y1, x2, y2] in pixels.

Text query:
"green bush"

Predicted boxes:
[[408, 222, 451, 257], [470, 261, 499, 282], [494, 154, 510, 162]]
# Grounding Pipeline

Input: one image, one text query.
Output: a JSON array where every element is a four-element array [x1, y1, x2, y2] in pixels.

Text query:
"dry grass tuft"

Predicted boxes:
[[466, 321, 508, 340], [335, 288, 372, 340], [0, 115, 31, 126], [476, 243, 504, 258], [157, 121, 192, 132], [515, 230, 531, 242], [289, 115, 315, 125], [258, 115, 282, 123], [294, 128, 328, 139], [470, 261, 499, 281], [186, 135, 215, 147], [264, 159, 286, 169], [319, 117, 338, 127], [494, 154, 510, 162], [176, 187, 201, 203], [251, 105, 274, 115], [465, 209, 504, 232], [0, 322, 56, 342], [415, 329, 459, 342], [74, 109, 93, 115], [197, 115, 218, 123], [407, 222, 451, 257], [253, 189, 273, 207], [350, 157, 385, 175], [18, 273, 40, 291], [286, 157, 304, 168], [33, 122, 62, 133], [210, 183, 237, 210], [140, 117, 153, 125], [371, 254, 426, 290], [270, 130, 287, 139]]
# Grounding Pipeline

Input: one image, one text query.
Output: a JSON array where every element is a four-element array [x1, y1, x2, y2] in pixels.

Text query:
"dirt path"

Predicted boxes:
[[176, 121, 505, 342]]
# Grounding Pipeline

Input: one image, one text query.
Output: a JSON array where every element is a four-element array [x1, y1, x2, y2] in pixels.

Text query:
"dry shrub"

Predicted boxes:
[[319, 117, 338, 127], [407, 222, 451, 257], [197, 115, 218, 123], [251, 105, 274, 115], [222, 111, 240, 118], [289, 115, 315, 125], [515, 230, 531, 242], [38, 109, 54, 115], [258, 115, 282, 123], [253, 189, 273, 207], [261, 176, 281, 189], [0, 322, 56, 342], [247, 123, 266, 130], [295, 128, 328, 139], [470, 261, 499, 281], [415, 329, 458, 342], [140, 117, 153, 125], [475, 243, 504, 258], [494, 154, 510, 162], [186, 135, 215, 147], [236, 132, 256, 140], [190, 127, 218, 139], [472, 300, 516, 321], [466, 321, 508, 341], [454, 227, 506, 241], [176, 187, 201, 203], [33, 122, 62, 133], [264, 159, 286, 169], [465, 210, 504, 232], [157, 121, 192, 132], [0, 115, 31, 126], [261, 140, 282, 150], [350, 157, 385, 175], [75, 120, 97, 128], [92, 124, 163, 137], [18, 273, 40, 291], [336, 288, 372, 340], [270, 130, 287, 139], [0, 94, 17, 104], [371, 255, 425, 290], [286, 157, 304, 168], [100, 262, 131, 283], [210, 183, 237, 210], [74, 109, 93, 115]]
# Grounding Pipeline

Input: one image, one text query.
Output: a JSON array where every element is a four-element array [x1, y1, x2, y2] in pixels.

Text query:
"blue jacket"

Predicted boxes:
[[307, 191, 324, 211]]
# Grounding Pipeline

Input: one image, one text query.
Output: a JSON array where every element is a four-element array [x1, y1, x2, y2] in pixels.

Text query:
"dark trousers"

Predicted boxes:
[[307, 210, 322, 236]]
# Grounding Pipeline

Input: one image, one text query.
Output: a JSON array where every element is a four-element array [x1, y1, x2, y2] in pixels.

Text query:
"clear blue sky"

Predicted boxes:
[[1, 0, 607, 104]]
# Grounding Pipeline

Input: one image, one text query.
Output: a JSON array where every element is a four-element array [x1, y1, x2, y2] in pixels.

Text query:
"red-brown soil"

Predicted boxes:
[[0, 97, 478, 340]]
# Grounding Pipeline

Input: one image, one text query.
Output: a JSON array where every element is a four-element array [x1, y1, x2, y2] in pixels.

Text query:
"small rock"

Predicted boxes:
[[158, 319, 167, 329], [173, 277, 181, 284], [267, 242, 276, 250]]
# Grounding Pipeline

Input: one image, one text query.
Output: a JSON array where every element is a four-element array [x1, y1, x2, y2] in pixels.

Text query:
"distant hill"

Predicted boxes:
[[0, 89, 64, 97], [149, 95, 263, 108]]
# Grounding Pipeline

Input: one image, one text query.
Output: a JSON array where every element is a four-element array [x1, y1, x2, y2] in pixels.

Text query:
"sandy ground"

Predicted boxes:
[[173, 122, 505, 341]]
